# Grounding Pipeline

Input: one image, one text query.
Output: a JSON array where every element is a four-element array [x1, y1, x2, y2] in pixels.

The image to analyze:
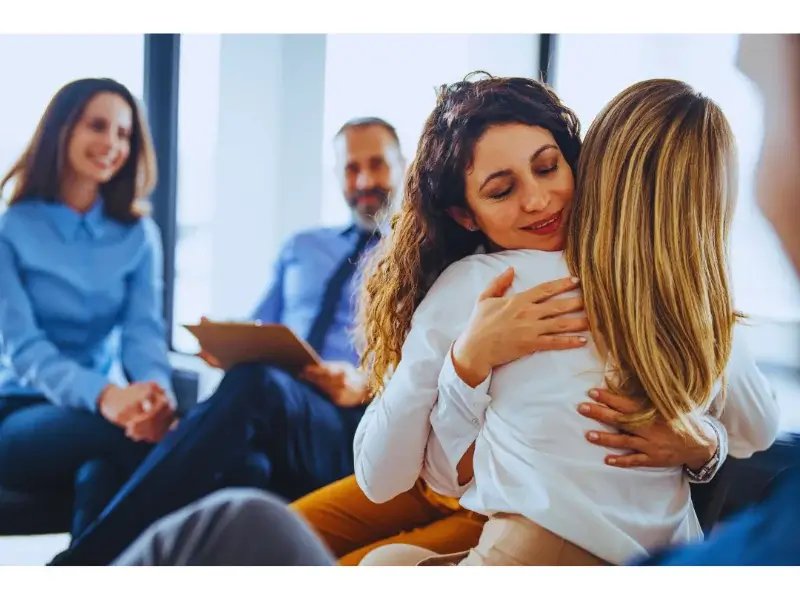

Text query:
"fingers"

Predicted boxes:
[[578, 401, 625, 428], [586, 430, 646, 453], [536, 335, 588, 351], [198, 350, 221, 368], [537, 296, 584, 318], [587, 388, 643, 415], [299, 365, 326, 384], [604, 453, 652, 468], [126, 401, 174, 443], [517, 276, 580, 304], [539, 316, 590, 335], [478, 268, 515, 301]]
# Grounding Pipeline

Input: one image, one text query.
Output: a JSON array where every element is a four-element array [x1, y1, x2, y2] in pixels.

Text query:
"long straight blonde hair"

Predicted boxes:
[[564, 79, 739, 436]]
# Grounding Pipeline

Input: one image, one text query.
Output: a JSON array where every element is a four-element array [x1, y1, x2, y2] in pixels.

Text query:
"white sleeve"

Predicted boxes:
[[352, 259, 490, 504], [718, 324, 781, 458], [421, 347, 493, 497]]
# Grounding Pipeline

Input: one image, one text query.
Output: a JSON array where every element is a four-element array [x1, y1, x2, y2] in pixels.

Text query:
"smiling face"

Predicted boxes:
[[450, 123, 575, 252], [335, 123, 405, 228], [65, 91, 133, 185]]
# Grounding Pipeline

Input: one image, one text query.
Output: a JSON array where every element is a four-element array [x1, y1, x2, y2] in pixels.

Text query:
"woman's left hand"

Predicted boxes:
[[578, 388, 717, 470]]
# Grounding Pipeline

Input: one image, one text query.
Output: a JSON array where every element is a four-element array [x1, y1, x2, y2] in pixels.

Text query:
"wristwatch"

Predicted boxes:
[[684, 416, 727, 484]]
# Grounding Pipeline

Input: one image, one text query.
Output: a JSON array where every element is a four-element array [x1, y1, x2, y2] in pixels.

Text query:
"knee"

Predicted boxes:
[[216, 364, 284, 405], [195, 488, 310, 539], [0, 415, 35, 485], [359, 543, 439, 566], [197, 488, 290, 519]]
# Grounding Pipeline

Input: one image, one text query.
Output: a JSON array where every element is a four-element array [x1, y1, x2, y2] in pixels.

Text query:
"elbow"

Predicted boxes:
[[730, 406, 782, 459], [353, 457, 417, 505], [353, 470, 397, 505], [752, 413, 782, 455], [754, 391, 783, 452]]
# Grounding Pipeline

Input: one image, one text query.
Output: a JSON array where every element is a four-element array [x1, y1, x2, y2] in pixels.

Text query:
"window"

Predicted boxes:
[[320, 34, 539, 225], [0, 34, 145, 202], [171, 34, 223, 354], [553, 34, 800, 323]]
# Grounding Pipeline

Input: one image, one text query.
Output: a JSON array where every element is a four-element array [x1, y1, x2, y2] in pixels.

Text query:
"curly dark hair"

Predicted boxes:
[[358, 72, 582, 395]]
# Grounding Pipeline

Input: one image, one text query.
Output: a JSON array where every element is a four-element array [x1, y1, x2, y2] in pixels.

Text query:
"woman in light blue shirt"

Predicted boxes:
[[0, 78, 177, 539]]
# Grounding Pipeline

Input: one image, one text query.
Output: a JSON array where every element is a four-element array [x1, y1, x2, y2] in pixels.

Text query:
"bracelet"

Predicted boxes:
[[684, 417, 724, 484]]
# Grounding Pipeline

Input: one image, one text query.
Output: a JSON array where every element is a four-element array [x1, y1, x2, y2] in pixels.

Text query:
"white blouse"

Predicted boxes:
[[353, 249, 780, 564]]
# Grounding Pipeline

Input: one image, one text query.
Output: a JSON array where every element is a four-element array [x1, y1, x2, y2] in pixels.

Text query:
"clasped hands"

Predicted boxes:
[[98, 381, 177, 444]]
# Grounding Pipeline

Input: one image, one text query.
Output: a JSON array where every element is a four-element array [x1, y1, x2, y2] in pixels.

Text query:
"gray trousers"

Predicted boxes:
[[112, 489, 335, 566]]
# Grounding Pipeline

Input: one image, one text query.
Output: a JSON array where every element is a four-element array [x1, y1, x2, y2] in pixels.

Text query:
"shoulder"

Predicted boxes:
[[428, 250, 565, 298], [411, 254, 508, 327], [0, 199, 44, 237], [290, 225, 346, 245], [280, 225, 349, 255], [120, 216, 163, 252]]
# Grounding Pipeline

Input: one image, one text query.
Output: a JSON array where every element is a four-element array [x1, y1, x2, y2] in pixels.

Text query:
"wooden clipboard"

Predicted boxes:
[[183, 321, 322, 372]]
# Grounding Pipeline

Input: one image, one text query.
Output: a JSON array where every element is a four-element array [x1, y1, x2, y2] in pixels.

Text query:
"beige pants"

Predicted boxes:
[[359, 513, 610, 566]]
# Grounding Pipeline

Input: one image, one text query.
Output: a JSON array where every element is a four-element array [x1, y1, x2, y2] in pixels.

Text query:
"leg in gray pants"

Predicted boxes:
[[112, 489, 335, 566]]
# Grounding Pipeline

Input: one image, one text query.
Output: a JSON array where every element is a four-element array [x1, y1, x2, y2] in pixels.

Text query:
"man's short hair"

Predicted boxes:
[[335, 117, 401, 151]]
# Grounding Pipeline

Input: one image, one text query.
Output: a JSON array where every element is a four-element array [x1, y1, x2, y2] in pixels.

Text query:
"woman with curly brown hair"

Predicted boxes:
[[352, 74, 779, 566]]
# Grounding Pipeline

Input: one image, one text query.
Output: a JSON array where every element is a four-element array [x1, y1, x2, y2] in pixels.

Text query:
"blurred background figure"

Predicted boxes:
[[0, 78, 175, 543]]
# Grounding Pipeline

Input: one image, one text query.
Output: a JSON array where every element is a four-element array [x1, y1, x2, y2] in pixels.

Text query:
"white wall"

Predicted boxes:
[[210, 34, 327, 322], [171, 34, 327, 396]]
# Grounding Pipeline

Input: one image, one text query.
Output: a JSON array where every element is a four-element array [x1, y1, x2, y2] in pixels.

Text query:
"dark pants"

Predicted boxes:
[[50, 363, 365, 566], [246, 364, 366, 501], [113, 488, 335, 566], [0, 396, 152, 538], [635, 465, 800, 565]]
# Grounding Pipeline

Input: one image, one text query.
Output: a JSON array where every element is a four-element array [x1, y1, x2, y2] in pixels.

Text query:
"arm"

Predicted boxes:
[[421, 346, 492, 498], [249, 239, 289, 323], [718, 324, 781, 458], [0, 236, 109, 411], [353, 262, 482, 504], [119, 219, 174, 402]]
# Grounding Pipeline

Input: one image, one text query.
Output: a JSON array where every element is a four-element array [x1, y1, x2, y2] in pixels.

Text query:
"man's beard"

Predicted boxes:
[[347, 187, 391, 214], [347, 187, 392, 230]]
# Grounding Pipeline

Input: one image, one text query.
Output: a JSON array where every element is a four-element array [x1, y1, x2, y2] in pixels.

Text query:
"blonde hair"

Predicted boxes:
[[564, 79, 739, 437]]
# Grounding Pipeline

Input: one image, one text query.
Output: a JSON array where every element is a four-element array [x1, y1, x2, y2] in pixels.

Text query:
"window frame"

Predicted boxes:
[[143, 33, 181, 351]]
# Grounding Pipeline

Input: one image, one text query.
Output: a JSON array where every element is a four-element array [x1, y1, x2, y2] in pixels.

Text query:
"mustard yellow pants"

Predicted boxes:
[[291, 475, 486, 566]]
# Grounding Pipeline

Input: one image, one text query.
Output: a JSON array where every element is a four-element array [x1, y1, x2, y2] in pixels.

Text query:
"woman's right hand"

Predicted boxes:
[[452, 268, 589, 387]]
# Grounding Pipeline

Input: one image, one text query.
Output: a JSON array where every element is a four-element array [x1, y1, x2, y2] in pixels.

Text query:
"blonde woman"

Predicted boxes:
[[353, 76, 780, 566]]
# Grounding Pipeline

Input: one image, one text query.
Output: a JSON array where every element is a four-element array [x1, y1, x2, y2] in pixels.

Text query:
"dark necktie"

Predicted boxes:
[[306, 229, 376, 353]]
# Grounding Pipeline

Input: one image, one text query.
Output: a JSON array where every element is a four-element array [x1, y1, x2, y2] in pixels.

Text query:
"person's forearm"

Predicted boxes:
[[684, 417, 719, 471]]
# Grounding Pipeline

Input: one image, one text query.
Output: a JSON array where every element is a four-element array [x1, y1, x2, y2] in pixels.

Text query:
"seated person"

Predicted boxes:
[[49, 116, 406, 566], [0, 78, 176, 540]]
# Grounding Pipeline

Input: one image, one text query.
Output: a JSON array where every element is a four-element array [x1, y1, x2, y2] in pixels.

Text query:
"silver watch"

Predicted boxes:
[[684, 417, 724, 484]]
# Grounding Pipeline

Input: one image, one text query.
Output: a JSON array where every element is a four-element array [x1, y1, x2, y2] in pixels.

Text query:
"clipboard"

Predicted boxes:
[[184, 321, 322, 372]]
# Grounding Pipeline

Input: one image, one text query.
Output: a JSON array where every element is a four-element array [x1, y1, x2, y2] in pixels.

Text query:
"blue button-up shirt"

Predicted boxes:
[[0, 198, 174, 411], [251, 224, 380, 366]]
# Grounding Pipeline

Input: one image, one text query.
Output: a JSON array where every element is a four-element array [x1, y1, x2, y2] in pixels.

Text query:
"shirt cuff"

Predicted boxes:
[[685, 415, 728, 484], [74, 369, 112, 412], [437, 344, 493, 424]]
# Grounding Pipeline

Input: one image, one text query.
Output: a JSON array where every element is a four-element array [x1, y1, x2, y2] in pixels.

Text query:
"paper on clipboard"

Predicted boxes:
[[184, 321, 322, 372]]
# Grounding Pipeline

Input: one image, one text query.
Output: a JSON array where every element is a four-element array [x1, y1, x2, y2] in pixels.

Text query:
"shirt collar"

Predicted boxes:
[[342, 222, 382, 242], [46, 197, 106, 242]]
